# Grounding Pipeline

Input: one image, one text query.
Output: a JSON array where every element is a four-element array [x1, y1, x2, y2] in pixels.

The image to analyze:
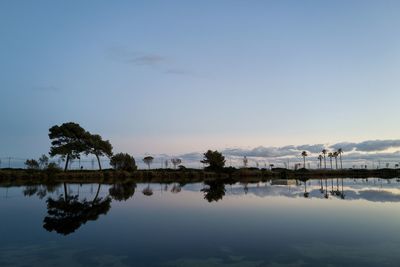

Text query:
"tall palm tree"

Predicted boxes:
[[338, 148, 343, 169], [317, 155, 323, 169], [322, 149, 327, 169], [301, 151, 308, 169], [328, 152, 333, 169], [333, 151, 339, 169]]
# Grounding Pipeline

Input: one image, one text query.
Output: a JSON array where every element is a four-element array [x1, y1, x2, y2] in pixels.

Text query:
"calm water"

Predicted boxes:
[[1, 178, 400, 267]]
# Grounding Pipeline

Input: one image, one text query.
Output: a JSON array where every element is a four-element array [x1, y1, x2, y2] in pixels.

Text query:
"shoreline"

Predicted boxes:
[[0, 168, 399, 186]]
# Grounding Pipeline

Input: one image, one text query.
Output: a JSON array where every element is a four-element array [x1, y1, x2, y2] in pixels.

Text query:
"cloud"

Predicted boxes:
[[106, 46, 191, 75], [127, 54, 166, 66], [331, 140, 400, 152], [221, 144, 326, 158], [296, 144, 325, 153]]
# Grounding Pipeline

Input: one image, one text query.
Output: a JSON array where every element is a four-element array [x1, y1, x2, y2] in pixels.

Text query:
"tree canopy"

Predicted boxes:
[[110, 153, 137, 171], [49, 122, 90, 171], [143, 156, 154, 169], [85, 134, 113, 170], [201, 150, 225, 171], [49, 122, 113, 171]]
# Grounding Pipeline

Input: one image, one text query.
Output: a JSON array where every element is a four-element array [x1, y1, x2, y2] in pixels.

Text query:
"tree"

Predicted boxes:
[[49, 122, 89, 171], [301, 151, 308, 169], [38, 154, 49, 169], [322, 149, 327, 169], [110, 153, 137, 171], [333, 151, 339, 169], [328, 152, 333, 169], [243, 156, 248, 168], [200, 150, 225, 171], [85, 134, 113, 170], [317, 155, 323, 169], [171, 158, 182, 169], [143, 156, 154, 170], [25, 159, 39, 170], [338, 148, 343, 169]]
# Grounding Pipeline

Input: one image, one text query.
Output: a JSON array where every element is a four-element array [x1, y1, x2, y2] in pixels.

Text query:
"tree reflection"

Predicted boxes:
[[109, 182, 137, 201], [23, 184, 59, 199], [43, 183, 111, 235], [142, 184, 153, 196], [171, 183, 182, 194], [299, 177, 309, 198], [201, 181, 226, 202]]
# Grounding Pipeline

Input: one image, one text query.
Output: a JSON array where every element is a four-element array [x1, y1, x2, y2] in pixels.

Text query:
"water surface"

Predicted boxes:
[[1, 178, 400, 267]]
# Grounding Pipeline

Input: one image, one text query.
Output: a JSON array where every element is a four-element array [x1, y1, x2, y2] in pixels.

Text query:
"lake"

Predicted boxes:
[[1, 178, 400, 267]]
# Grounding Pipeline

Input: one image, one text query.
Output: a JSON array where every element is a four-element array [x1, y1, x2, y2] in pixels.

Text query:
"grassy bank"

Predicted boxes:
[[0, 168, 399, 186]]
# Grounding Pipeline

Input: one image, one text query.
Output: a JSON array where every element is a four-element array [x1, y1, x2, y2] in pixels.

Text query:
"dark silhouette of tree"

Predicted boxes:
[[43, 183, 111, 235], [38, 154, 49, 169], [201, 181, 226, 202], [333, 151, 339, 169], [301, 151, 308, 169], [110, 153, 137, 171], [328, 152, 333, 169], [338, 148, 343, 169], [317, 155, 323, 169], [109, 182, 136, 201], [143, 156, 154, 170], [49, 122, 89, 171], [201, 150, 225, 171], [85, 134, 113, 170], [25, 159, 39, 170], [322, 149, 327, 169], [243, 156, 248, 168]]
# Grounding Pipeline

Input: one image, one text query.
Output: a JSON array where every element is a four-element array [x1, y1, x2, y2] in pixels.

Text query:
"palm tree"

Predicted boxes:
[[338, 148, 343, 169], [301, 151, 308, 169], [322, 149, 327, 169], [333, 151, 339, 169], [317, 155, 323, 169], [328, 152, 333, 169]]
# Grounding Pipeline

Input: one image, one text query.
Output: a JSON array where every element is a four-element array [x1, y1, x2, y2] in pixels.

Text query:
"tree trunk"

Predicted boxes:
[[96, 154, 102, 171], [93, 184, 101, 201], [340, 154, 343, 169], [303, 157, 306, 168], [63, 182, 68, 201], [335, 158, 338, 169], [324, 156, 326, 169], [64, 154, 70, 172]]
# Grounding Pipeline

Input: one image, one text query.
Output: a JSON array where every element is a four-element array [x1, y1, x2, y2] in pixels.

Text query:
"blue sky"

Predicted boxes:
[[1, 0, 400, 161]]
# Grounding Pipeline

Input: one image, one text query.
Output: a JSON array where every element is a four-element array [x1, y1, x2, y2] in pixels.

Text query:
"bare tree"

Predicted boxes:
[[171, 158, 182, 169], [243, 156, 248, 168]]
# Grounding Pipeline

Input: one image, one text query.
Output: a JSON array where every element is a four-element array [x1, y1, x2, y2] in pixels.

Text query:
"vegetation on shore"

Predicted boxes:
[[1, 167, 399, 187]]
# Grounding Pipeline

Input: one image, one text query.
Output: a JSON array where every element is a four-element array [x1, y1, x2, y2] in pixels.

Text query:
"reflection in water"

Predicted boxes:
[[43, 183, 111, 235], [109, 182, 137, 201], [171, 183, 182, 194], [201, 181, 226, 202], [142, 184, 153, 196], [13, 178, 400, 237]]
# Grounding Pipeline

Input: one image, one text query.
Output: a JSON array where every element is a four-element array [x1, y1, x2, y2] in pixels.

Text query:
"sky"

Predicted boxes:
[[1, 0, 400, 166]]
